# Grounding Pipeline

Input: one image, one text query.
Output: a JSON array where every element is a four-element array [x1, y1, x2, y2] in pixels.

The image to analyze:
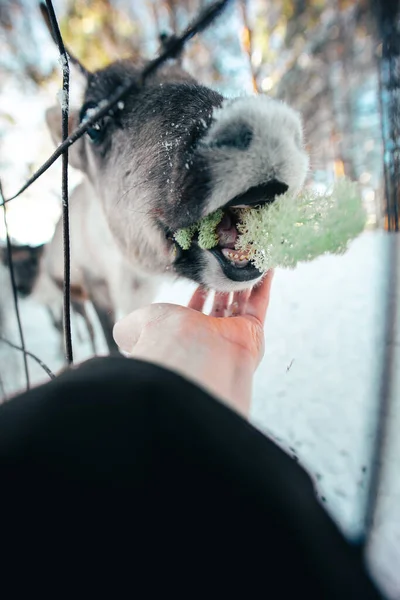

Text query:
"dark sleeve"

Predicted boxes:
[[0, 357, 383, 599]]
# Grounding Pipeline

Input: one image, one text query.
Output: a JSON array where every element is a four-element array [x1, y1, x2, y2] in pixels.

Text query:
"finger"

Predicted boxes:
[[245, 269, 274, 325], [113, 303, 173, 352], [209, 292, 231, 317], [230, 289, 251, 315], [187, 286, 208, 312]]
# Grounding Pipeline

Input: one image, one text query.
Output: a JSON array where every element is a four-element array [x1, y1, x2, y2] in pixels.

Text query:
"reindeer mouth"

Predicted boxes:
[[169, 179, 288, 284], [209, 210, 255, 279], [208, 179, 288, 281]]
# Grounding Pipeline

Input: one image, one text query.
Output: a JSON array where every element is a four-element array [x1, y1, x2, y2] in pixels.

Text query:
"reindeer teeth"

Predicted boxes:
[[221, 248, 250, 267]]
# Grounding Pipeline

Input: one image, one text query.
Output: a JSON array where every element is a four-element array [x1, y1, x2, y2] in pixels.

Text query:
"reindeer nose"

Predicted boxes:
[[211, 121, 253, 150]]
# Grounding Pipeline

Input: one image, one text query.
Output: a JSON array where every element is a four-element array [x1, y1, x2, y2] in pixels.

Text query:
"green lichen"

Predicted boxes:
[[173, 209, 223, 251], [198, 209, 224, 249], [235, 179, 366, 270], [174, 178, 366, 270], [173, 225, 197, 251]]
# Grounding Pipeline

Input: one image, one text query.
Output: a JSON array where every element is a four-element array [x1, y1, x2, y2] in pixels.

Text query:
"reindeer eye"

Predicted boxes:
[[86, 121, 105, 144], [80, 102, 107, 145]]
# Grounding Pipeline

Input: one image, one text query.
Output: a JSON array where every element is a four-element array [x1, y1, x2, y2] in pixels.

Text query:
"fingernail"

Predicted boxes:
[[230, 301, 239, 316]]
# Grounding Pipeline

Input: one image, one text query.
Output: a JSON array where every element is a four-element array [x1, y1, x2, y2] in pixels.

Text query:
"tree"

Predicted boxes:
[[373, 0, 400, 231]]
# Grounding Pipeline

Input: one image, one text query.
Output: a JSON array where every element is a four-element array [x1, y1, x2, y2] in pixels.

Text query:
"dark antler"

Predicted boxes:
[[39, 2, 90, 78]]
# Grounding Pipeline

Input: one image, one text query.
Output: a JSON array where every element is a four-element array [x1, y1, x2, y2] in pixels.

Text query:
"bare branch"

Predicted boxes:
[[0, 180, 30, 390], [39, 2, 90, 78], [42, 0, 73, 364], [0, 336, 55, 381], [239, 0, 259, 93]]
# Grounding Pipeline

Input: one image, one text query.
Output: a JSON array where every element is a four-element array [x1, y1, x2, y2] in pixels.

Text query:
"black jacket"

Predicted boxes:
[[0, 357, 383, 598]]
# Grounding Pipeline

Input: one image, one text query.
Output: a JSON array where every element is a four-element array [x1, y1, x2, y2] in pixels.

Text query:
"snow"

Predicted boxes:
[[57, 54, 68, 72], [0, 76, 82, 246], [56, 88, 69, 111]]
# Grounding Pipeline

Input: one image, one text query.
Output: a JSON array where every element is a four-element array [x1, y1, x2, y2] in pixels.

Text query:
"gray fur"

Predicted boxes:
[[38, 58, 309, 348]]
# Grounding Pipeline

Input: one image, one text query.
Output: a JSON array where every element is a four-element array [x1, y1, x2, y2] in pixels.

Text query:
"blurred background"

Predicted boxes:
[[0, 0, 384, 243], [0, 1, 399, 597]]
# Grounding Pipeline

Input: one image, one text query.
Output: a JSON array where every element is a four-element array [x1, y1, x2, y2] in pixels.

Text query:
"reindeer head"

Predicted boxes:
[[46, 59, 308, 292], [0, 243, 45, 298]]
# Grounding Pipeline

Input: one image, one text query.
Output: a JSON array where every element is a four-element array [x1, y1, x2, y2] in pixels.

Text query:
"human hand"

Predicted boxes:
[[113, 270, 274, 418]]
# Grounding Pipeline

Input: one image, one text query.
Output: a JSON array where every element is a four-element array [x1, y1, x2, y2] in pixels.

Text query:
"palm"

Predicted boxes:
[[185, 272, 273, 365]]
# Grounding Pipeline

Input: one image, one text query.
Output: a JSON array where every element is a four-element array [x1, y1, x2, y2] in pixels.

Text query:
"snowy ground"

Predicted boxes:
[[1, 229, 399, 598]]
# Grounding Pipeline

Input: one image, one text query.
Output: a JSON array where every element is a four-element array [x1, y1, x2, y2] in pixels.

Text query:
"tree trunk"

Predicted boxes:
[[373, 0, 400, 231]]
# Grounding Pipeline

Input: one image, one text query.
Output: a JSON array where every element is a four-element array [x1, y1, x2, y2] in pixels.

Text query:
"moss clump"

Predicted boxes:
[[198, 209, 224, 249], [174, 179, 366, 270], [173, 225, 197, 251], [174, 209, 223, 251]]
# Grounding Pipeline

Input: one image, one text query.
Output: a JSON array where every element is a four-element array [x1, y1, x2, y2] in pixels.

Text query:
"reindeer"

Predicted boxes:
[[34, 35, 309, 354]]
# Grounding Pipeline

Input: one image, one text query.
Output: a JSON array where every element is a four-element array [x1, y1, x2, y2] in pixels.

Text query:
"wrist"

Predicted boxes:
[[130, 333, 254, 418]]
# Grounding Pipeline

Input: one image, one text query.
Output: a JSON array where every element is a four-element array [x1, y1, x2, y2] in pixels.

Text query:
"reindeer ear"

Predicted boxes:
[[45, 106, 86, 171]]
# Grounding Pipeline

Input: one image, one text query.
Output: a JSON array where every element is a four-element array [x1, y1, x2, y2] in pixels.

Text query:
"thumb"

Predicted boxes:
[[113, 303, 179, 353]]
